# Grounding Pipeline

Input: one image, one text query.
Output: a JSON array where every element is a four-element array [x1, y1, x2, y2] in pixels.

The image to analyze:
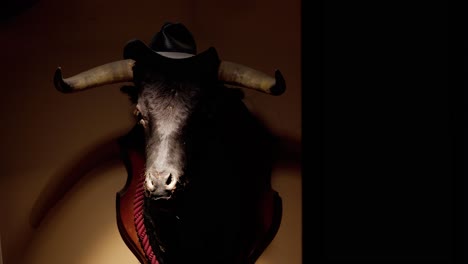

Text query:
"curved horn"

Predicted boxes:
[[54, 59, 135, 93], [218, 61, 286, 96]]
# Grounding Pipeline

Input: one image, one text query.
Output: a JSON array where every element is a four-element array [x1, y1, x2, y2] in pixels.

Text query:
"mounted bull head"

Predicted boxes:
[[51, 22, 286, 263], [54, 25, 285, 201]]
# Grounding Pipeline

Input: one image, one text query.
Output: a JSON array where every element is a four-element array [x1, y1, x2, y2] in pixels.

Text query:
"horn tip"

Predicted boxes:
[[54, 67, 73, 93], [269, 70, 286, 96]]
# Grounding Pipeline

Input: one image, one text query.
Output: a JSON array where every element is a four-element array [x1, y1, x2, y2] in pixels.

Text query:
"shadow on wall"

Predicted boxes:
[[29, 133, 301, 232], [23, 131, 300, 264], [29, 135, 124, 229]]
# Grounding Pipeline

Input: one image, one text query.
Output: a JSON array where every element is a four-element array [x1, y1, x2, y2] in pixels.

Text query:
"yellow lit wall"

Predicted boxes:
[[0, 0, 301, 263]]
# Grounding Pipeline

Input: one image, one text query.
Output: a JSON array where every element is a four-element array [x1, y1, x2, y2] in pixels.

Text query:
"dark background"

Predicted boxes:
[[303, 1, 459, 263], [1, 0, 459, 263]]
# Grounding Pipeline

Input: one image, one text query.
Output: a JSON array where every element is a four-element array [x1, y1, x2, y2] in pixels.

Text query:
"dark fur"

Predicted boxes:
[[122, 49, 275, 264]]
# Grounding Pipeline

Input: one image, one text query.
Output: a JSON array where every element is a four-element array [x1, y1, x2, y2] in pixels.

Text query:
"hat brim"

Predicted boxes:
[[124, 39, 218, 64]]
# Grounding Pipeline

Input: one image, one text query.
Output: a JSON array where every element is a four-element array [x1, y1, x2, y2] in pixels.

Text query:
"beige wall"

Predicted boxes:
[[0, 0, 301, 263]]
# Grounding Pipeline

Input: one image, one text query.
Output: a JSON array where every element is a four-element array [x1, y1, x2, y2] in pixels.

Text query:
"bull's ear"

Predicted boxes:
[[120, 85, 138, 104]]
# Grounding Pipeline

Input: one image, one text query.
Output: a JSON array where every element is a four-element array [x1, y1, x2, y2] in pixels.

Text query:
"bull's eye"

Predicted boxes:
[[139, 119, 147, 127], [134, 105, 149, 128], [134, 108, 148, 127]]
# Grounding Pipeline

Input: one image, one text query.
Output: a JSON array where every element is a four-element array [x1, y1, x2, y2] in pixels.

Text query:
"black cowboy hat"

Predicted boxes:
[[148, 22, 197, 55], [122, 22, 221, 77]]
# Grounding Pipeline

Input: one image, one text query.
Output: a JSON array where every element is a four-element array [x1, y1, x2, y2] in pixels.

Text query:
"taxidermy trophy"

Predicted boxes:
[[38, 22, 286, 264]]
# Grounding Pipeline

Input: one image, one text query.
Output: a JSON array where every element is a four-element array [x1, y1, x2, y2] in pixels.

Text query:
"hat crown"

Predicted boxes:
[[149, 22, 197, 55]]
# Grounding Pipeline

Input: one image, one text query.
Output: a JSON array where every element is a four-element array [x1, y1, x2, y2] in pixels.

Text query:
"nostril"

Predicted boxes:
[[165, 173, 173, 185], [145, 179, 155, 192]]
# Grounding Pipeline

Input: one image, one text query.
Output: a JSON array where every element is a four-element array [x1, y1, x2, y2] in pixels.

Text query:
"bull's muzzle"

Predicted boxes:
[[144, 171, 175, 200]]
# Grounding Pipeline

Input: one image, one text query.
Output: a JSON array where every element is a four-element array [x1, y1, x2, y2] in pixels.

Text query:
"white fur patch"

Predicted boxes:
[[149, 105, 187, 186]]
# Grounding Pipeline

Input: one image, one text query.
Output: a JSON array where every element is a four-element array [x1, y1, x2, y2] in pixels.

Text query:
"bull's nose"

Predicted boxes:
[[145, 171, 175, 199]]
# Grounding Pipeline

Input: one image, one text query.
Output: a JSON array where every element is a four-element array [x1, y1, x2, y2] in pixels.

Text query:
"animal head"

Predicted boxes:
[[53, 23, 285, 201]]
